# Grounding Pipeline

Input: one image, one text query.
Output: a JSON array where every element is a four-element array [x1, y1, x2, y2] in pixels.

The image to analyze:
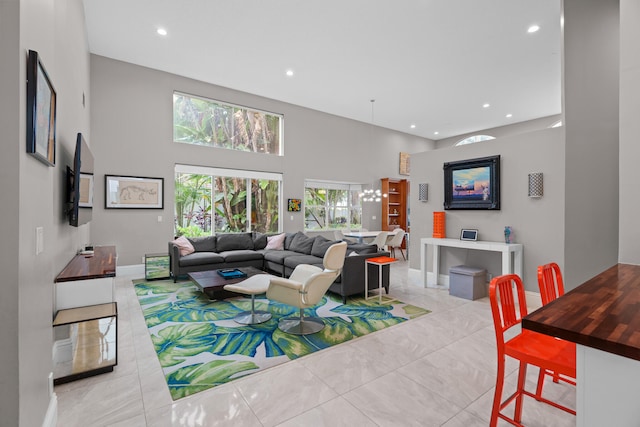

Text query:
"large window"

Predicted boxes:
[[304, 181, 362, 231], [173, 92, 283, 155], [175, 165, 282, 237]]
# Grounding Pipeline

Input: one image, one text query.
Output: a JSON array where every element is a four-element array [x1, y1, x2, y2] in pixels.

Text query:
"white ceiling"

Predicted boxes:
[[82, 0, 562, 140]]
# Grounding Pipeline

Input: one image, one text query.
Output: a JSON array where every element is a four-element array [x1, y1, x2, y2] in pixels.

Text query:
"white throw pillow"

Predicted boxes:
[[171, 236, 195, 256], [265, 233, 286, 250]]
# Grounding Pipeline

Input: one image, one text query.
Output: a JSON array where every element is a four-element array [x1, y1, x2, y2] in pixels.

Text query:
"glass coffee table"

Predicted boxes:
[[188, 266, 265, 300]]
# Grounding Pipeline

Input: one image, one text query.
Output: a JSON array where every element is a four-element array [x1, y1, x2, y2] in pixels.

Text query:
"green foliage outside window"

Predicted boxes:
[[304, 187, 361, 230], [175, 172, 279, 237], [173, 93, 282, 155]]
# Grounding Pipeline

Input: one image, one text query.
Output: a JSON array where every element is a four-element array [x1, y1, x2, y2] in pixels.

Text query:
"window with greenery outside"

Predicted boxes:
[[304, 184, 362, 230], [173, 92, 282, 155], [175, 171, 280, 237]]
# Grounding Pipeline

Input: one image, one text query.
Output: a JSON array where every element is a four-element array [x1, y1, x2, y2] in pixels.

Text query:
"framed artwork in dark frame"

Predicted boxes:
[[26, 49, 57, 166], [443, 155, 500, 210]]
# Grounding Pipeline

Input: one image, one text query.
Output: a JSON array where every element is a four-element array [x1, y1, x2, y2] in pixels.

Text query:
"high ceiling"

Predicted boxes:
[[82, 0, 562, 140]]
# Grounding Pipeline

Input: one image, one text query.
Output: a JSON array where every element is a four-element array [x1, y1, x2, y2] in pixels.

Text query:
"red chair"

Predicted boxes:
[[537, 262, 565, 305], [489, 274, 576, 426], [536, 263, 576, 391]]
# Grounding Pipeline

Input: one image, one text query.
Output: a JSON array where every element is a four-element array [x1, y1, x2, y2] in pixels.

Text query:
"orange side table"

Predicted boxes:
[[365, 256, 398, 302]]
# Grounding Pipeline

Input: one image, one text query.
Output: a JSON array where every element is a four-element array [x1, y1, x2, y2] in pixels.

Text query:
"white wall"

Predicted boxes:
[[619, 0, 640, 264], [89, 55, 434, 265], [0, 0, 91, 425], [410, 128, 565, 291]]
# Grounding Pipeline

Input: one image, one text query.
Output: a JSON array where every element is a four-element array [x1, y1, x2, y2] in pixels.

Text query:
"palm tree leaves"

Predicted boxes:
[[134, 280, 430, 400]]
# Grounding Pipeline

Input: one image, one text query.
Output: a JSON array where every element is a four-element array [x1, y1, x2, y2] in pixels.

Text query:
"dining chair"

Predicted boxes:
[[370, 231, 389, 251], [536, 262, 576, 391], [334, 229, 356, 243], [489, 274, 576, 426], [385, 229, 406, 259]]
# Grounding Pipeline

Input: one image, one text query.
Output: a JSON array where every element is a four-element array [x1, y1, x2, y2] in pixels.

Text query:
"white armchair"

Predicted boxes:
[[267, 242, 348, 335]]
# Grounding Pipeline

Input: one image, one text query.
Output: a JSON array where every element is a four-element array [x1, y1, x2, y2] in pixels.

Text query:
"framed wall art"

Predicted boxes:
[[443, 155, 500, 210], [399, 152, 410, 176], [26, 49, 57, 166], [105, 175, 164, 209], [287, 198, 302, 212]]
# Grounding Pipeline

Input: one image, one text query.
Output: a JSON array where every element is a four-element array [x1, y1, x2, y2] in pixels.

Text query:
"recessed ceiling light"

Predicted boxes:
[[528, 25, 540, 33], [410, 124, 416, 129], [157, 28, 168, 36], [285, 69, 294, 77], [506, 113, 513, 118], [434, 131, 439, 135], [483, 103, 490, 108]]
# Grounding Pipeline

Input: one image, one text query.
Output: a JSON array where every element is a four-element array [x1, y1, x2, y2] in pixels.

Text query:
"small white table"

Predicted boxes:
[[420, 238, 523, 288], [365, 256, 398, 302], [344, 230, 399, 244]]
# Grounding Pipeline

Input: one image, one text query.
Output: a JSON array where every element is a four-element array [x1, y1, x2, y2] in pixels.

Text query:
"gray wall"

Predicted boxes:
[[563, 0, 620, 287], [619, 0, 640, 264], [409, 128, 565, 291], [0, 1, 22, 425], [0, 0, 91, 425], [436, 114, 562, 149], [89, 55, 434, 265]]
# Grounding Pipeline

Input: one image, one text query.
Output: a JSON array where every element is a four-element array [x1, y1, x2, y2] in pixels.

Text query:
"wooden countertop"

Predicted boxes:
[[55, 246, 117, 282], [522, 263, 640, 362]]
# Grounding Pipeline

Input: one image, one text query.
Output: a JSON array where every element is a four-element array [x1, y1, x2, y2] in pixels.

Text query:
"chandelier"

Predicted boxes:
[[360, 188, 385, 202]]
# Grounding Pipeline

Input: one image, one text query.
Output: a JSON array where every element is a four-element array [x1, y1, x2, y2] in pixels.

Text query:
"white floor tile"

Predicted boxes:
[[55, 262, 576, 427]]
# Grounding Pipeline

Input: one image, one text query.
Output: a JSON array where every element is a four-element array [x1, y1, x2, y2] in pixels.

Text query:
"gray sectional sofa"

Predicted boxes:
[[168, 231, 390, 302]]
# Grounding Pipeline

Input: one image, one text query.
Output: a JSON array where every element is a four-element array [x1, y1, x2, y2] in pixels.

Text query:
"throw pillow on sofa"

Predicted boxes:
[[172, 236, 195, 256], [253, 231, 268, 250], [187, 235, 216, 252], [216, 233, 254, 251], [289, 232, 315, 255], [265, 233, 286, 250], [311, 235, 340, 258]]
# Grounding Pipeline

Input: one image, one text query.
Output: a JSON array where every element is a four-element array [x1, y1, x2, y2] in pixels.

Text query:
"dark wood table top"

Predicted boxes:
[[55, 246, 117, 282], [188, 267, 265, 291], [523, 263, 640, 362]]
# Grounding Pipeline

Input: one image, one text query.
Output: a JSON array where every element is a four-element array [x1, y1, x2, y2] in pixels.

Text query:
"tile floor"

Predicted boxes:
[[55, 261, 576, 426]]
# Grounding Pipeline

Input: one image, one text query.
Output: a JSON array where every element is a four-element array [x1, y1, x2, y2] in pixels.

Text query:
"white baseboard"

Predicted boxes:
[[53, 339, 72, 364], [408, 268, 449, 289], [116, 264, 145, 279], [42, 393, 57, 427]]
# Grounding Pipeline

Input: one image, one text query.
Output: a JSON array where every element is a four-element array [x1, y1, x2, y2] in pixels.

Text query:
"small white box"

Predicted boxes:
[[449, 265, 486, 300]]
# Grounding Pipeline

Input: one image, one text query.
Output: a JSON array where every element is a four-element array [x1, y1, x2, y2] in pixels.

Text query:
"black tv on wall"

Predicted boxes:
[[67, 133, 94, 226]]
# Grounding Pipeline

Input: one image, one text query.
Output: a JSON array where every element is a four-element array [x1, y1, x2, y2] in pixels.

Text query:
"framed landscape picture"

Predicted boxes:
[[26, 50, 57, 166], [105, 175, 164, 209], [443, 155, 500, 210]]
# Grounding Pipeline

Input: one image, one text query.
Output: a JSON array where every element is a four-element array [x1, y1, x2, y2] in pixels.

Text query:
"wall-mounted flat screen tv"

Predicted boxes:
[[67, 133, 94, 226]]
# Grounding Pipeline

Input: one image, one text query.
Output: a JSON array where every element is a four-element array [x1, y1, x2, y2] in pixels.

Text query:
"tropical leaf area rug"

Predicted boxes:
[[134, 279, 430, 400]]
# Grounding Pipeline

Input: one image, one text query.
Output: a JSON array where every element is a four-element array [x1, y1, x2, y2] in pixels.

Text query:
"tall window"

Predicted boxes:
[[175, 165, 282, 237], [173, 92, 283, 155], [304, 181, 362, 231], [455, 134, 496, 146]]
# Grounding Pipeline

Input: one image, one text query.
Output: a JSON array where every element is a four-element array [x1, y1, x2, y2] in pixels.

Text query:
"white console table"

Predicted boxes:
[[420, 238, 523, 288]]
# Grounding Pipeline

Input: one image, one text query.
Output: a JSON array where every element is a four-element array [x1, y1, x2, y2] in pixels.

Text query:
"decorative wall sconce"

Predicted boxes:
[[418, 183, 428, 202], [528, 173, 544, 198]]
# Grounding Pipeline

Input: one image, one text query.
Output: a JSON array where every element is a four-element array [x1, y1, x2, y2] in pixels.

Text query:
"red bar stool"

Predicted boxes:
[[489, 274, 576, 426], [536, 263, 576, 391]]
